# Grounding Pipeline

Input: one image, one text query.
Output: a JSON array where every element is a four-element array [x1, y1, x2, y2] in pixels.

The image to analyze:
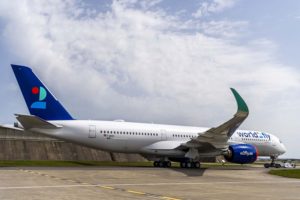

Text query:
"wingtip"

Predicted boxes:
[[230, 88, 249, 113]]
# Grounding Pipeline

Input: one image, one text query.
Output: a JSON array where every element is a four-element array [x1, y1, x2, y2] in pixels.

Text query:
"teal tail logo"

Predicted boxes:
[[30, 86, 47, 109]]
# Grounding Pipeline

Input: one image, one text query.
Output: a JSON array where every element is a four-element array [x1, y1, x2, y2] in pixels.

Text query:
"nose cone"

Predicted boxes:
[[280, 143, 287, 155]]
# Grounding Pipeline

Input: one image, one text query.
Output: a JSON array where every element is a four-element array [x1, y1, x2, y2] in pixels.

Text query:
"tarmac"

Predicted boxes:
[[0, 166, 300, 200]]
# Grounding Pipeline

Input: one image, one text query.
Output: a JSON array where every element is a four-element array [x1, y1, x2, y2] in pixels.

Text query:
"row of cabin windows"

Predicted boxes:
[[173, 134, 195, 138], [100, 130, 159, 137], [99, 130, 196, 138], [241, 137, 267, 141]]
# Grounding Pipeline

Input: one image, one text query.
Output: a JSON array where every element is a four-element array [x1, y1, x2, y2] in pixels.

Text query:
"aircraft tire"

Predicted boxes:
[[165, 161, 171, 168], [275, 163, 281, 168], [264, 163, 270, 168], [158, 161, 164, 167], [194, 162, 200, 168], [180, 162, 187, 168], [153, 161, 159, 167]]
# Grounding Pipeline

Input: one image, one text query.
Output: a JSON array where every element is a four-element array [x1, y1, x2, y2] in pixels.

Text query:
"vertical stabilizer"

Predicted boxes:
[[11, 64, 73, 120]]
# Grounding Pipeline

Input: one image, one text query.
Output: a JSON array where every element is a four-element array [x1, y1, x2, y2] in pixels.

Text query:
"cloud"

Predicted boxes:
[[198, 20, 248, 38], [192, 0, 237, 18], [0, 0, 300, 157]]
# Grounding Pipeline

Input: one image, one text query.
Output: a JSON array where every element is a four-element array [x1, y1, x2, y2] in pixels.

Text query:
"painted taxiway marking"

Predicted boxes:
[[127, 190, 146, 195], [0, 185, 96, 190], [2, 177, 300, 191], [99, 180, 300, 186], [100, 186, 115, 190], [17, 169, 182, 200], [161, 197, 181, 200]]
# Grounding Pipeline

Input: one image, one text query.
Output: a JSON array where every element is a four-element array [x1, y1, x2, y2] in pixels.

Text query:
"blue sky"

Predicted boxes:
[[0, 0, 300, 158]]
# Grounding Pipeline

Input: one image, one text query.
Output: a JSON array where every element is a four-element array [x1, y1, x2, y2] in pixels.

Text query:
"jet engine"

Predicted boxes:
[[224, 144, 258, 164]]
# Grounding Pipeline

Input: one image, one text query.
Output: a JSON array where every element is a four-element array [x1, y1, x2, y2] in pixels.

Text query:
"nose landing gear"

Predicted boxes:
[[264, 155, 281, 168]]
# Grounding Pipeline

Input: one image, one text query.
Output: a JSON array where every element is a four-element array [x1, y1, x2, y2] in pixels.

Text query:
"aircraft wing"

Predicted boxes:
[[185, 88, 249, 151]]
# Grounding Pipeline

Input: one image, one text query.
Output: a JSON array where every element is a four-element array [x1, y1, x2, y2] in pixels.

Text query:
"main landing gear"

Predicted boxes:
[[153, 161, 172, 168], [180, 161, 200, 169], [153, 161, 201, 168], [264, 155, 281, 168]]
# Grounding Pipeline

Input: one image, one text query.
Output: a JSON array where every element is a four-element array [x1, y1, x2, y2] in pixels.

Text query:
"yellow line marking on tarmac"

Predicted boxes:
[[100, 186, 115, 190], [161, 197, 181, 200], [126, 190, 146, 195], [17, 168, 182, 200]]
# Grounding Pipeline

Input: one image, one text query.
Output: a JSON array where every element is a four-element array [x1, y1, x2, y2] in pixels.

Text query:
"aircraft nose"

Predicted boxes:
[[280, 144, 287, 154]]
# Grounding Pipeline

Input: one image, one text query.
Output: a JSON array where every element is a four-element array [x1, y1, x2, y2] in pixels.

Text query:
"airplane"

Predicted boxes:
[[5, 64, 286, 168]]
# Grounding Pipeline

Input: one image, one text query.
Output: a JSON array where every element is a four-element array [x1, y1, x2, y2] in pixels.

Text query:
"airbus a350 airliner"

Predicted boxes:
[[3, 65, 286, 168]]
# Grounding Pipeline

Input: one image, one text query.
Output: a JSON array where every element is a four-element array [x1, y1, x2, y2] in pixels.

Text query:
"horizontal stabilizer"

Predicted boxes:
[[15, 114, 62, 130], [0, 124, 24, 131]]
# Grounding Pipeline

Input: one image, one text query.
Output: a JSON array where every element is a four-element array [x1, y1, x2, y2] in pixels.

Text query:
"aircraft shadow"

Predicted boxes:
[[169, 168, 206, 176]]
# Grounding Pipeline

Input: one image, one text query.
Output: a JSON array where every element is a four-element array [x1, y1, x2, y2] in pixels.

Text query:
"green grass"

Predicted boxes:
[[0, 160, 253, 168], [269, 169, 300, 179]]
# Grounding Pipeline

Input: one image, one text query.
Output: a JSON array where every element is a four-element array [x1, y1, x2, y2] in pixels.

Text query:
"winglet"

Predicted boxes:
[[230, 88, 249, 113]]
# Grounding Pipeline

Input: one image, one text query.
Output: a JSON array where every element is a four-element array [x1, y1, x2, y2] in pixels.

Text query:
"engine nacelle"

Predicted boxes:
[[224, 144, 258, 164]]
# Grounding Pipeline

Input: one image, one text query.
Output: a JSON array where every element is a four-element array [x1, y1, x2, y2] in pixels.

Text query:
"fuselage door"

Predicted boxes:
[[161, 129, 167, 140], [88, 125, 97, 138]]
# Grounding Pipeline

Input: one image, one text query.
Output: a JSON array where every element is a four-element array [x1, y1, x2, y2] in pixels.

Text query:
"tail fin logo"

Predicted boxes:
[[30, 86, 47, 109]]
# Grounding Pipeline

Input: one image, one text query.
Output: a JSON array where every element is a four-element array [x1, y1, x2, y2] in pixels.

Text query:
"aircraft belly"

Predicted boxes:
[[140, 149, 185, 157], [100, 138, 155, 153]]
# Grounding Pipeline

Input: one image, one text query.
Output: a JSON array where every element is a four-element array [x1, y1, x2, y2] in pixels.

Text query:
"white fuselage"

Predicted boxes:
[[32, 120, 286, 159]]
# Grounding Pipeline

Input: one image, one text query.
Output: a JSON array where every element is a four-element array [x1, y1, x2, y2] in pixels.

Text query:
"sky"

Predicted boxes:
[[0, 0, 300, 158]]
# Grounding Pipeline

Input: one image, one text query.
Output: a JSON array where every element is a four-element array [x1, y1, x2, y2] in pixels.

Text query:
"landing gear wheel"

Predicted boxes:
[[165, 161, 171, 168], [158, 161, 164, 168], [155, 161, 171, 168], [264, 163, 277, 168], [187, 162, 192, 168], [194, 162, 200, 168], [275, 163, 281, 168], [180, 161, 200, 169], [264, 155, 281, 168], [264, 163, 270, 168], [180, 162, 187, 168]]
